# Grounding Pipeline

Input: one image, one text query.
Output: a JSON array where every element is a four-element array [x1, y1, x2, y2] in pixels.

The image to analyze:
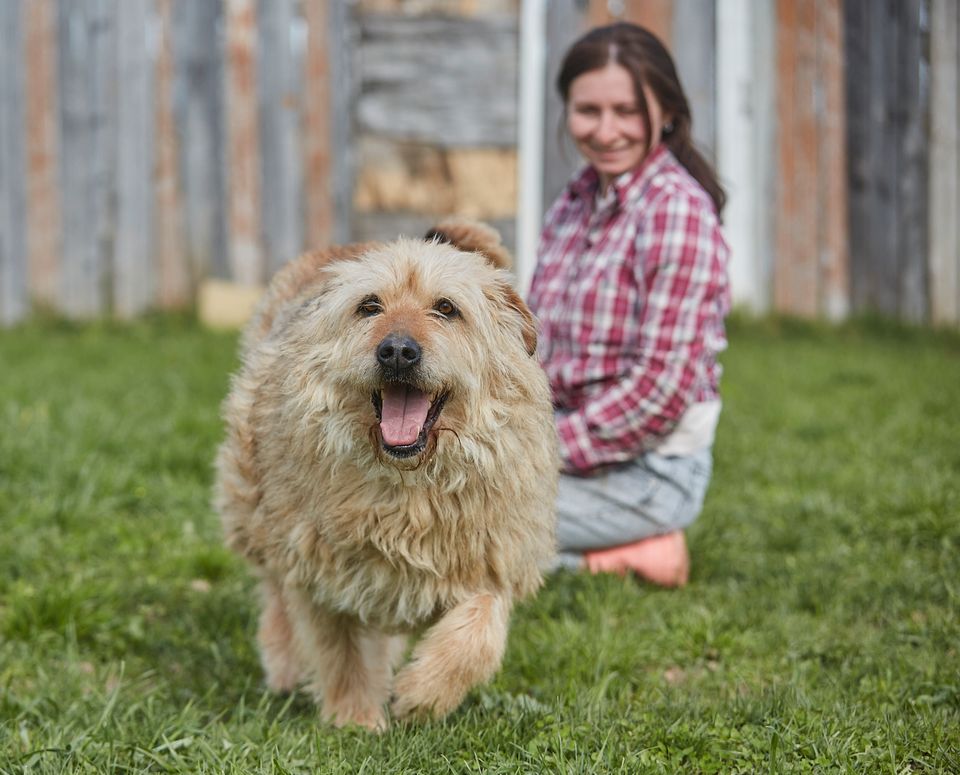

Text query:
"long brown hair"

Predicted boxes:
[[557, 22, 726, 217]]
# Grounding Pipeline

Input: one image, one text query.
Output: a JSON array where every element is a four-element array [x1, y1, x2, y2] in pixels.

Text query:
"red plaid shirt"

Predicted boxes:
[[527, 144, 731, 474]]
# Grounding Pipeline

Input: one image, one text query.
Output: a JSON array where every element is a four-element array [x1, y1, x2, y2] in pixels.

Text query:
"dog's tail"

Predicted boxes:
[[424, 218, 512, 271]]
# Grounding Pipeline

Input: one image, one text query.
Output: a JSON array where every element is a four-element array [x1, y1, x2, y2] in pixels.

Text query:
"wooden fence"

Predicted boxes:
[[0, 0, 958, 327]]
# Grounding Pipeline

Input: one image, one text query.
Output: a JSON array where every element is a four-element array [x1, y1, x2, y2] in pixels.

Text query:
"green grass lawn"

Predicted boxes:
[[1, 315, 958, 774]]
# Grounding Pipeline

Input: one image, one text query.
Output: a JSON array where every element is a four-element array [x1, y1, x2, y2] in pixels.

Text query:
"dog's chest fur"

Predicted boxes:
[[256, 459, 516, 630]]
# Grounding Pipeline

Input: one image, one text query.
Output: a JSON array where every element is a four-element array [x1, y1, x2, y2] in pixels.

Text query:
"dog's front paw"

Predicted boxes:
[[390, 661, 465, 721], [323, 700, 389, 733], [264, 660, 301, 695]]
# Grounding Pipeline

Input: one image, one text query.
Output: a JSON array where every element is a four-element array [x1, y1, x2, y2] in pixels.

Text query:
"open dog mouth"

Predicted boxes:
[[371, 384, 448, 458]]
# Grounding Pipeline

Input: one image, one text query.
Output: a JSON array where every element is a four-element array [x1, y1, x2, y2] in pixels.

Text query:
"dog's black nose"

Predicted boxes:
[[377, 334, 421, 373]]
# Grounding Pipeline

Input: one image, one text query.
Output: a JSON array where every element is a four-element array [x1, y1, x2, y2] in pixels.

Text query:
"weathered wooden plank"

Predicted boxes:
[[0, 0, 29, 325], [866, 0, 900, 316], [845, 0, 929, 320], [154, 0, 190, 309], [895, 0, 929, 323], [929, 0, 960, 325], [172, 0, 229, 280], [672, 0, 716, 162], [301, 0, 335, 250], [225, 0, 265, 286], [57, 0, 116, 318], [817, 0, 850, 320], [753, 0, 778, 313], [328, 0, 353, 245], [24, 0, 62, 311], [775, 0, 819, 317], [257, 0, 305, 274], [356, 14, 518, 147], [843, 0, 874, 313], [113, 0, 155, 318], [541, 0, 589, 216]]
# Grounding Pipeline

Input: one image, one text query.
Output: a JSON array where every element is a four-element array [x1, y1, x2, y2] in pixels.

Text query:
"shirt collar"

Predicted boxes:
[[567, 142, 673, 207]]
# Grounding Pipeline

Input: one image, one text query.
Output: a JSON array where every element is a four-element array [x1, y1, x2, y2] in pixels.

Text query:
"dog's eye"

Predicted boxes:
[[433, 298, 459, 318], [357, 296, 382, 317]]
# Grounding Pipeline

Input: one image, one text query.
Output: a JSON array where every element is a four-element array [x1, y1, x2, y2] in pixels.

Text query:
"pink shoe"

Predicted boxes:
[[584, 531, 690, 587]]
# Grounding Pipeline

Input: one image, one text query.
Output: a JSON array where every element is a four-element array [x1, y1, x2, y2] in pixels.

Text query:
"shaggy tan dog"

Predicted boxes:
[[215, 221, 557, 730]]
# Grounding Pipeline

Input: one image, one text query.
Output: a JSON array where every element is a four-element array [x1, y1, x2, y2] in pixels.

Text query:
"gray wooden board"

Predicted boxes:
[[846, 0, 931, 320], [258, 0, 306, 274], [0, 0, 29, 325], [672, 0, 717, 163], [845, 0, 896, 315], [895, 0, 929, 323], [57, 0, 116, 317], [540, 0, 588, 218], [331, 0, 354, 245], [356, 14, 518, 147], [113, 0, 155, 317], [173, 0, 229, 280]]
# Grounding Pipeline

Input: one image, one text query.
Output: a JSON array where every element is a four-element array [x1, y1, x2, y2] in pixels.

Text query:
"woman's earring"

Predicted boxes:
[[662, 121, 675, 136]]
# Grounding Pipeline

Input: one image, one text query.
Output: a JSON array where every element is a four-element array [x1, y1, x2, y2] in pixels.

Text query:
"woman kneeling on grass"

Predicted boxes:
[[528, 22, 731, 587]]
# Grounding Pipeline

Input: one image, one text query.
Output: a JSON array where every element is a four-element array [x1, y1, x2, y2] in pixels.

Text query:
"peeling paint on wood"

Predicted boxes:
[[775, 0, 820, 317], [225, 0, 264, 286], [155, 0, 190, 308], [929, 0, 960, 325], [25, 0, 62, 311], [817, 0, 850, 321]]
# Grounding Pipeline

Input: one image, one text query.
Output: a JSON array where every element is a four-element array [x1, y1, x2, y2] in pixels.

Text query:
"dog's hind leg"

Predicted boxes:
[[284, 586, 399, 731], [390, 592, 511, 720], [257, 578, 302, 693]]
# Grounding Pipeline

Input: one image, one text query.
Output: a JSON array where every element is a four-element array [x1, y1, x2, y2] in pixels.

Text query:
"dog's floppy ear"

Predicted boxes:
[[425, 218, 513, 270], [490, 280, 538, 357]]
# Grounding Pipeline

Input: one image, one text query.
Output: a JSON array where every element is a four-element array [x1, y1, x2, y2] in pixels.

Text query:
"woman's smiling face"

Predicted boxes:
[[566, 62, 665, 191]]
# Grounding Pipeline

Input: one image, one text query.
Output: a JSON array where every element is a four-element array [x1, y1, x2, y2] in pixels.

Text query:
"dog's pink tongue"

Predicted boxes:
[[380, 385, 431, 446]]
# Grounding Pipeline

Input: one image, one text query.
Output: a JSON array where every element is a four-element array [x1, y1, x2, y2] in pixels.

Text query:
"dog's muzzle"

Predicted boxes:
[[372, 334, 446, 458]]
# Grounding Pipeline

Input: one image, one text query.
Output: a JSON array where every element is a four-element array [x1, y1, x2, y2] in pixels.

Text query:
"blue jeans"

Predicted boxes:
[[553, 448, 713, 570]]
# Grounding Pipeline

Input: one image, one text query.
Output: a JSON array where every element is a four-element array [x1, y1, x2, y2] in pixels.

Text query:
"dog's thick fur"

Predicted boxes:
[[215, 221, 558, 730]]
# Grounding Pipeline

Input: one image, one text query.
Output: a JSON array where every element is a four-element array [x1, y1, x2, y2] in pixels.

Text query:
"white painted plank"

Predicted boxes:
[[515, 0, 547, 297], [716, 0, 775, 311]]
